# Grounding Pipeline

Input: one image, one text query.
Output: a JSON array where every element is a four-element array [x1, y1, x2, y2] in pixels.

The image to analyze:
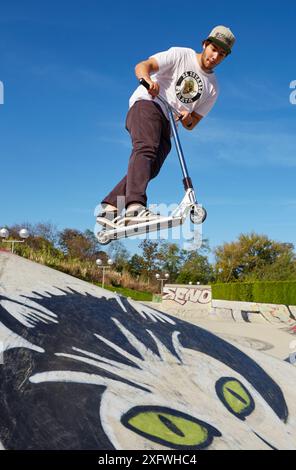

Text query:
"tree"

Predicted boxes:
[[139, 240, 161, 283], [107, 241, 130, 273], [58, 229, 93, 260], [214, 232, 296, 282], [34, 222, 59, 246], [259, 250, 296, 281], [9, 223, 63, 258], [127, 254, 146, 278], [84, 229, 106, 260], [176, 251, 214, 285], [156, 242, 183, 282]]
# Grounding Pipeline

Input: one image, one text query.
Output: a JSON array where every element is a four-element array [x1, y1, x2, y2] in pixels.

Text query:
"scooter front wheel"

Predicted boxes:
[[97, 231, 111, 245], [190, 205, 207, 224]]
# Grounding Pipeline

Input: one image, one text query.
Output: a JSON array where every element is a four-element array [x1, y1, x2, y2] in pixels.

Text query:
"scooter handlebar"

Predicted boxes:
[[139, 78, 150, 90]]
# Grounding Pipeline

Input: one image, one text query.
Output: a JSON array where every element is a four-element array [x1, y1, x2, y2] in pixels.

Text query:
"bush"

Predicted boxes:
[[212, 280, 296, 305]]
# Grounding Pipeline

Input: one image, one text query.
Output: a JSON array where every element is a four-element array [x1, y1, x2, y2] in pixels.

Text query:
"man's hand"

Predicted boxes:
[[178, 110, 203, 130], [178, 110, 193, 129], [145, 78, 160, 98]]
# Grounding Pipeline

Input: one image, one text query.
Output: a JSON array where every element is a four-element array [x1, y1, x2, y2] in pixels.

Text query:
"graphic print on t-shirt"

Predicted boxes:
[[175, 71, 203, 104]]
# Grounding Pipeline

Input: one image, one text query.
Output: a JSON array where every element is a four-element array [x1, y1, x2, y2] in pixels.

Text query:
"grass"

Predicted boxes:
[[14, 244, 157, 299], [94, 283, 153, 301]]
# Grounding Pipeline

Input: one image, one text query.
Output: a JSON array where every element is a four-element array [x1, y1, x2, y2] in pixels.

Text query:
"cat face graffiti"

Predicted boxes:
[[1, 290, 296, 450]]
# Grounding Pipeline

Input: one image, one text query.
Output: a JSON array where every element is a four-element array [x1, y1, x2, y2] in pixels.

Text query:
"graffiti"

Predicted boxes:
[[163, 286, 211, 306], [289, 341, 296, 365], [211, 300, 296, 328], [0, 285, 296, 449], [219, 335, 274, 352], [121, 406, 221, 449], [290, 325, 296, 335], [1, 249, 296, 450]]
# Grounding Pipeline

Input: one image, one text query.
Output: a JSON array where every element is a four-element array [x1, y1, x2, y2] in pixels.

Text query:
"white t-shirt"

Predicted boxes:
[[129, 47, 219, 119]]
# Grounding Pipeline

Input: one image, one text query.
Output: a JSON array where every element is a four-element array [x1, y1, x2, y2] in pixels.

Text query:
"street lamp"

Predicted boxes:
[[155, 273, 169, 296], [0, 228, 9, 239], [0, 228, 30, 254], [96, 258, 114, 289]]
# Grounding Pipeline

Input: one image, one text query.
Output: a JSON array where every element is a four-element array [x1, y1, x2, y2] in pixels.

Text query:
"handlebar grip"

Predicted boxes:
[[139, 78, 151, 90]]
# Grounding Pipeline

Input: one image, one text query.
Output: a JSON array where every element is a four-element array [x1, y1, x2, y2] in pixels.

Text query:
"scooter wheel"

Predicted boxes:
[[190, 205, 207, 224], [97, 231, 111, 245]]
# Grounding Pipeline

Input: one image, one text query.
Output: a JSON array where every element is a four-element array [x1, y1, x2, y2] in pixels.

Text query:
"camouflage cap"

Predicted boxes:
[[206, 25, 236, 54]]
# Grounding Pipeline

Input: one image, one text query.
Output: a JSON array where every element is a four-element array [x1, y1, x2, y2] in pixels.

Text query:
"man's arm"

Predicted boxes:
[[135, 58, 160, 97]]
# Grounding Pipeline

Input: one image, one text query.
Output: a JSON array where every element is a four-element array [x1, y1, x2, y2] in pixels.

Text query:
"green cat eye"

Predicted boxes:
[[216, 377, 255, 420], [121, 406, 221, 449]]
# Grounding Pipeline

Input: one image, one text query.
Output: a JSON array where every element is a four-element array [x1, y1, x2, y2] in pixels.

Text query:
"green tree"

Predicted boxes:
[[157, 242, 183, 282], [259, 250, 296, 281], [176, 251, 214, 285], [139, 240, 161, 284], [127, 254, 146, 278], [215, 232, 296, 282], [107, 241, 130, 273], [58, 229, 93, 260], [84, 229, 106, 260]]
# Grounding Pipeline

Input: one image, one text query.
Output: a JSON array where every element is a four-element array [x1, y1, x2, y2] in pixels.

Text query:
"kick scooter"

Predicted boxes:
[[96, 78, 207, 245]]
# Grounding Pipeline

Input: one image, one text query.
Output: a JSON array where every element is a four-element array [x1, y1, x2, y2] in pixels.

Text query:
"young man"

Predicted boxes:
[[97, 25, 235, 227]]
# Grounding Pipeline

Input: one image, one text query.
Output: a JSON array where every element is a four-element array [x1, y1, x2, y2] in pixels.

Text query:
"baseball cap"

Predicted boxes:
[[206, 25, 236, 54]]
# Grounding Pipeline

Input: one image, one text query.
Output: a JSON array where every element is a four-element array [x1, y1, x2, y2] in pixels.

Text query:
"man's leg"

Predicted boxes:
[[150, 119, 172, 180], [125, 100, 170, 208], [101, 176, 126, 210], [102, 100, 168, 208], [123, 101, 172, 223]]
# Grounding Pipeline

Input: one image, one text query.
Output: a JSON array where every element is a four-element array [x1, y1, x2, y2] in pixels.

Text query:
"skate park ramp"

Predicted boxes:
[[0, 251, 296, 450]]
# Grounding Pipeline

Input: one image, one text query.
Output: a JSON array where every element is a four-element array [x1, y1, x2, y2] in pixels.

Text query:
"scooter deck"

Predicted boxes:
[[97, 215, 184, 242]]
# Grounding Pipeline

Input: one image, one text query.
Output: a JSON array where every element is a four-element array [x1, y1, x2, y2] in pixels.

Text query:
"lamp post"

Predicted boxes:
[[0, 228, 30, 254], [96, 258, 114, 289], [155, 273, 169, 296]]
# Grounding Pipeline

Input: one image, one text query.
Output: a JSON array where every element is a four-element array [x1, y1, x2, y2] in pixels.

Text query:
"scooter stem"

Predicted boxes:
[[166, 105, 193, 190], [139, 78, 194, 191]]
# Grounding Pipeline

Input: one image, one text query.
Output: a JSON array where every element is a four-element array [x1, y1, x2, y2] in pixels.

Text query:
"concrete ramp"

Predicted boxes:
[[0, 252, 296, 450]]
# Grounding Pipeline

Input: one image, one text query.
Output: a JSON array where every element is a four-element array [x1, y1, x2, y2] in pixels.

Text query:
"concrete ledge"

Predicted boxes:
[[212, 299, 296, 326]]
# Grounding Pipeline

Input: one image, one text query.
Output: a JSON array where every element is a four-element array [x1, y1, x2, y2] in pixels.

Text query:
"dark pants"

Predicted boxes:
[[102, 100, 171, 208]]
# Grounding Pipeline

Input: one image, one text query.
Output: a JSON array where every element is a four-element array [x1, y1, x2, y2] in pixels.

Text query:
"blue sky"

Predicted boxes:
[[0, 0, 295, 257]]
